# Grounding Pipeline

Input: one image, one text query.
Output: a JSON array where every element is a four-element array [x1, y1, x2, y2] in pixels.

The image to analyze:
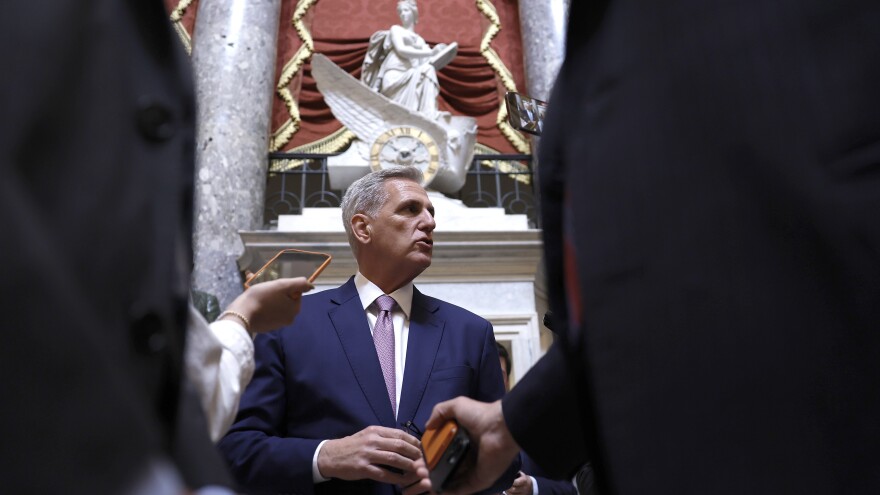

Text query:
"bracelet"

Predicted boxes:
[[217, 310, 251, 332]]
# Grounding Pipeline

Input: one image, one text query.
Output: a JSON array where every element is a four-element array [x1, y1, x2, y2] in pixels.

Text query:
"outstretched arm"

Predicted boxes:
[[185, 277, 313, 441]]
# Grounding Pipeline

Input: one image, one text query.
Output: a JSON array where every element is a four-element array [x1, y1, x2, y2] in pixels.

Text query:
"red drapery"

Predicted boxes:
[[166, 0, 528, 154]]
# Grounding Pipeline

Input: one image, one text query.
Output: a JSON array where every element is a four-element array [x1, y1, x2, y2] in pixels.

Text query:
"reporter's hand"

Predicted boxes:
[[424, 397, 520, 495], [318, 426, 423, 487], [504, 471, 533, 495], [222, 276, 313, 333]]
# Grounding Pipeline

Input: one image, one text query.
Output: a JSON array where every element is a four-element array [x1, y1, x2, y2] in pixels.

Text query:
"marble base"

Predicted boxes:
[[278, 192, 528, 232]]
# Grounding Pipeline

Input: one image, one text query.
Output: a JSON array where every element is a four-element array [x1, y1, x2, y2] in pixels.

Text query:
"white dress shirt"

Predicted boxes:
[[184, 304, 255, 443], [312, 272, 414, 483]]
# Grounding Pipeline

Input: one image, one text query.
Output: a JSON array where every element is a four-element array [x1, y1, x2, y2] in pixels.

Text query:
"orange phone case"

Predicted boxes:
[[422, 420, 459, 469], [421, 419, 471, 492], [244, 248, 332, 288]]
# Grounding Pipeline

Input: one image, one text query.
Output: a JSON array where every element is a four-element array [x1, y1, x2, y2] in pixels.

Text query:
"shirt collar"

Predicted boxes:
[[354, 272, 413, 319]]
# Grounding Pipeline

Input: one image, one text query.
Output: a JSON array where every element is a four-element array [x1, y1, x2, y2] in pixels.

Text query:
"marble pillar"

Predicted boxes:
[[518, 0, 570, 100], [190, 0, 282, 307]]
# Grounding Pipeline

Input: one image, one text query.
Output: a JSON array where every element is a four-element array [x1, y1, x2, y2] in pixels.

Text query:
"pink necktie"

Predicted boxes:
[[373, 295, 397, 415]]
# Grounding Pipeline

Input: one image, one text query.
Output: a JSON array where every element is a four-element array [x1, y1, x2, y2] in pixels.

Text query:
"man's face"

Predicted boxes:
[[499, 356, 510, 392], [367, 178, 436, 281]]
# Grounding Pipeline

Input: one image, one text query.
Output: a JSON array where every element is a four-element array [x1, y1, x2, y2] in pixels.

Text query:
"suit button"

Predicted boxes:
[[131, 311, 168, 354], [136, 98, 176, 142]]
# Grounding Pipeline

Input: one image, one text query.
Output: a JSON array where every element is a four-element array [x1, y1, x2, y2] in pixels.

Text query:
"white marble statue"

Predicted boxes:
[[311, 0, 476, 194], [361, 0, 454, 118]]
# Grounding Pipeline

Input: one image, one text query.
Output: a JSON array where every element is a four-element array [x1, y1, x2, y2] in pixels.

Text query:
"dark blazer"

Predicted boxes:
[[505, 0, 880, 494], [521, 453, 578, 495], [1, 1, 226, 492], [219, 277, 519, 494]]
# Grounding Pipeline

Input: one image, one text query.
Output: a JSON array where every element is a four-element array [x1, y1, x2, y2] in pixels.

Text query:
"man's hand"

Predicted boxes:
[[222, 276, 313, 333], [422, 397, 521, 495], [504, 471, 534, 495], [401, 456, 431, 495], [318, 426, 424, 487]]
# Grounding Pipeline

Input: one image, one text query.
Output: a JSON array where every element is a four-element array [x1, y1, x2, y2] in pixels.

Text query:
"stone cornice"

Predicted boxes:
[[239, 229, 543, 285]]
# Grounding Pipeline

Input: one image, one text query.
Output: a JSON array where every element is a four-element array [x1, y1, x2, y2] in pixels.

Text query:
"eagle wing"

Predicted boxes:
[[310, 53, 449, 163]]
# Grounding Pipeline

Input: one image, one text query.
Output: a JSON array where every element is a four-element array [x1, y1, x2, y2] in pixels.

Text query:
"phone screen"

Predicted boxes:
[[505, 91, 547, 136], [244, 249, 332, 288]]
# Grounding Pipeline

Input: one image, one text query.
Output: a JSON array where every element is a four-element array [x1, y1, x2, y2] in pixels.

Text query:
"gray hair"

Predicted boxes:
[[341, 167, 425, 254]]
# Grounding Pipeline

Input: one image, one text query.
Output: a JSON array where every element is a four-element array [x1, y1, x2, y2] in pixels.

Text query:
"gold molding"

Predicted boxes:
[[475, 0, 530, 154], [272, 0, 532, 157], [269, 127, 358, 172], [169, 0, 195, 54], [270, 0, 320, 152], [474, 143, 532, 185]]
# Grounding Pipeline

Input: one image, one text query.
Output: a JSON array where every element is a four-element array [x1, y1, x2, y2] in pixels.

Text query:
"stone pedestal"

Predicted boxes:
[[240, 195, 546, 385]]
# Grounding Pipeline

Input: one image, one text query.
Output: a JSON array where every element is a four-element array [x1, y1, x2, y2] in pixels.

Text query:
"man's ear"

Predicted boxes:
[[351, 213, 371, 244]]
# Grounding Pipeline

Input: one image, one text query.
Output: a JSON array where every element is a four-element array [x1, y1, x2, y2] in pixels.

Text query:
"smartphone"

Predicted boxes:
[[422, 419, 471, 493], [244, 249, 332, 288], [505, 91, 547, 136]]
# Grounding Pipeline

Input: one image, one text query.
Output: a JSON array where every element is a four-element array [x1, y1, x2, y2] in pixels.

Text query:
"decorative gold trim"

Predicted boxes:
[[475, 0, 530, 154], [169, 0, 195, 54], [274, 0, 532, 157], [268, 127, 358, 172], [270, 0, 320, 152], [473, 143, 531, 185], [295, 127, 357, 154]]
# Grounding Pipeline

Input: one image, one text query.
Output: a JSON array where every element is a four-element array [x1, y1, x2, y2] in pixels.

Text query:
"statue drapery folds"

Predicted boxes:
[[361, 0, 449, 118]]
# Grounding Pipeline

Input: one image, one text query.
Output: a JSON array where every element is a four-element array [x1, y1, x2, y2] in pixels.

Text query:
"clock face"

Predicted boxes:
[[370, 126, 441, 186]]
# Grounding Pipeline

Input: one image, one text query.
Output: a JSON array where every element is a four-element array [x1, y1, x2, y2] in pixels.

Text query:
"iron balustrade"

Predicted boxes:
[[264, 152, 537, 228]]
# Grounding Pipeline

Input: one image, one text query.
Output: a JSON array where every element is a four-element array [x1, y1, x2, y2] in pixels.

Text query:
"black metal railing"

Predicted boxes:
[[264, 152, 537, 228]]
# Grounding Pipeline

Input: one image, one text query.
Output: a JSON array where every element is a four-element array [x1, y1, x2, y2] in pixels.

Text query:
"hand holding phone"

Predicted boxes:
[[421, 419, 472, 493], [245, 248, 332, 288]]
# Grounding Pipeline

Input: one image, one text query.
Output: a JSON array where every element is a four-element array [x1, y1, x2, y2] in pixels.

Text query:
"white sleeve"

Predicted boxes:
[[184, 304, 255, 442]]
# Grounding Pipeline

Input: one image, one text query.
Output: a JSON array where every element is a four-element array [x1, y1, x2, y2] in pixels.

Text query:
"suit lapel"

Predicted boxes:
[[329, 279, 397, 427], [397, 288, 443, 426]]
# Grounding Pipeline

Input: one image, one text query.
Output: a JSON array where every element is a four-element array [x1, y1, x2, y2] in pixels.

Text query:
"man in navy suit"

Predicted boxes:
[[219, 167, 518, 494]]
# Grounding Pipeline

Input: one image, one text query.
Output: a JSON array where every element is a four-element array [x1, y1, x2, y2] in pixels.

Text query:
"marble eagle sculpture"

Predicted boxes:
[[310, 53, 477, 193]]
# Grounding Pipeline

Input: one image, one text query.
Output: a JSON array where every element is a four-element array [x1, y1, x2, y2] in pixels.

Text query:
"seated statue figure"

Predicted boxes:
[[361, 0, 453, 118]]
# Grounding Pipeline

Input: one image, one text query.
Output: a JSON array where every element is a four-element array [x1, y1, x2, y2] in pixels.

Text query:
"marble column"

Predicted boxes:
[[518, 0, 570, 100], [191, 0, 282, 307]]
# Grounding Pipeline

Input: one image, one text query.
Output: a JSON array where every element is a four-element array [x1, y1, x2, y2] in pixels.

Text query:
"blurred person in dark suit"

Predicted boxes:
[[408, 1, 880, 494], [1, 1, 230, 492], [496, 343, 577, 495]]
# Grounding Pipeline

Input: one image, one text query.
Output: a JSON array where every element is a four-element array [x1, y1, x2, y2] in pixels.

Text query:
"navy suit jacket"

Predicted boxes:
[[219, 277, 518, 494]]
